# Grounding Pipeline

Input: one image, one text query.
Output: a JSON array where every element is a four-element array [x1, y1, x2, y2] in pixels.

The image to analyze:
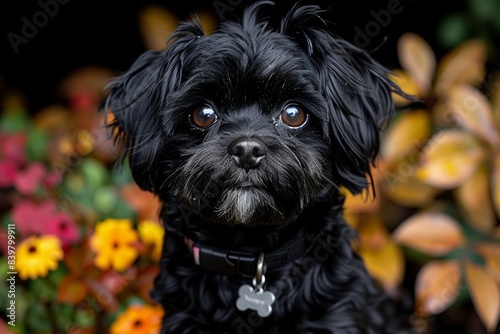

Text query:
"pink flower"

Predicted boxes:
[[14, 163, 46, 195], [0, 161, 18, 187], [46, 213, 80, 247], [11, 200, 57, 236], [0, 133, 26, 166]]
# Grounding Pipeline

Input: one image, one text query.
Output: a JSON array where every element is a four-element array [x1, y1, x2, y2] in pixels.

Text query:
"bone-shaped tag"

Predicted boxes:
[[236, 284, 275, 317]]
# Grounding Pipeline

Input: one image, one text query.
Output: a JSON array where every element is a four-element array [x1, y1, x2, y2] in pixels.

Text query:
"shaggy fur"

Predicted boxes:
[[103, 2, 413, 333]]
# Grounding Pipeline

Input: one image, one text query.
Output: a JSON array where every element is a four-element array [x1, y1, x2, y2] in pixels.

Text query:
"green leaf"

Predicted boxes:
[[437, 13, 470, 49], [25, 302, 53, 333], [0, 110, 29, 133], [29, 278, 56, 301], [110, 161, 134, 186], [80, 158, 109, 189], [106, 197, 136, 219], [26, 127, 49, 162], [467, 0, 497, 21], [93, 186, 119, 215], [54, 303, 75, 332]]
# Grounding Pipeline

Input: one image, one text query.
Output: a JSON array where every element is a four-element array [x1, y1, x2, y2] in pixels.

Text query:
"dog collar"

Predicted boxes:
[[184, 234, 309, 276]]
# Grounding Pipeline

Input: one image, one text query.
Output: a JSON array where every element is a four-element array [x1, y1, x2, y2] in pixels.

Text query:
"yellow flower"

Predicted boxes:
[[90, 219, 138, 271], [110, 305, 163, 334], [138, 220, 164, 261], [16, 235, 63, 280]]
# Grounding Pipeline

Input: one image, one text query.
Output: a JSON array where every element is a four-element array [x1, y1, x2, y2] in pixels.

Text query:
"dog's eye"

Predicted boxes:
[[280, 105, 308, 128], [191, 105, 218, 128]]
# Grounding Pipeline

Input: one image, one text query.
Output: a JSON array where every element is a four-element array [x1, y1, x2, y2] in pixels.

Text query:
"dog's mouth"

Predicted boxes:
[[237, 181, 254, 188]]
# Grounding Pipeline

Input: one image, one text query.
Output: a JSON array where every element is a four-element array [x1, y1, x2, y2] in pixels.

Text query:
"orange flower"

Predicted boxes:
[[110, 305, 163, 334]]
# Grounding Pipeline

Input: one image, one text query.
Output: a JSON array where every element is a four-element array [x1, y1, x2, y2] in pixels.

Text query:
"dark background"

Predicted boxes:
[[1, 0, 466, 112]]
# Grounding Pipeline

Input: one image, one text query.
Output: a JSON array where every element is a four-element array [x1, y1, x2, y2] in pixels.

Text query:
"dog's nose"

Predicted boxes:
[[228, 137, 267, 170]]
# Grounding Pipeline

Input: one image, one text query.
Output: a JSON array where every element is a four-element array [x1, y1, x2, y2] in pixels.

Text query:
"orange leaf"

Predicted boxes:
[[454, 163, 495, 232], [357, 237, 405, 293], [492, 154, 500, 218], [381, 109, 431, 163], [57, 275, 89, 305], [416, 130, 485, 189], [139, 5, 179, 50], [393, 212, 465, 255], [85, 278, 119, 312], [465, 261, 500, 332], [397, 33, 435, 96], [476, 244, 500, 284], [357, 216, 388, 250], [448, 85, 500, 148], [121, 184, 162, 222], [415, 261, 461, 315], [434, 39, 487, 97], [381, 172, 438, 207], [389, 70, 420, 106]]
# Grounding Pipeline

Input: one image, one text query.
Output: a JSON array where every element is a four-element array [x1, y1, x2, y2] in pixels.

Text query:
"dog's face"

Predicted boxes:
[[104, 3, 398, 226]]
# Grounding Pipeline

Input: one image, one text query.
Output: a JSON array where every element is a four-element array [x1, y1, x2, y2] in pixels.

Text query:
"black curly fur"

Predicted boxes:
[[103, 2, 414, 333]]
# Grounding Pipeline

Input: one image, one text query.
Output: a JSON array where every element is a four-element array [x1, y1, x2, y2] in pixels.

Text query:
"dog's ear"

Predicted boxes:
[[281, 5, 401, 195], [102, 22, 204, 191]]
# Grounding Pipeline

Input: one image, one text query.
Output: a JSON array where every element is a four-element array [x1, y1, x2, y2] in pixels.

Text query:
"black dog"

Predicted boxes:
[[104, 2, 412, 333]]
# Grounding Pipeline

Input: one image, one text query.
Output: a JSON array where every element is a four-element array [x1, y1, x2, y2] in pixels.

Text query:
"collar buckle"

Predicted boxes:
[[197, 245, 256, 276]]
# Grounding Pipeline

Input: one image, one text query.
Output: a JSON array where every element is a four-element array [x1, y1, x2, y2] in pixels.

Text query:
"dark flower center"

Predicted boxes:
[[112, 242, 119, 249], [28, 246, 37, 253], [133, 319, 142, 327], [59, 222, 67, 231]]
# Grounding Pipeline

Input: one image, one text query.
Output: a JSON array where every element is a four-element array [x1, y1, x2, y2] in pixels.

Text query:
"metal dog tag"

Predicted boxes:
[[236, 277, 275, 317]]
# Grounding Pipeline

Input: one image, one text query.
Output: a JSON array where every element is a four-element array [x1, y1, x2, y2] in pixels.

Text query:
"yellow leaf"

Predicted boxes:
[[416, 130, 485, 189], [415, 261, 461, 315], [358, 238, 405, 293], [139, 5, 178, 51], [454, 163, 495, 232], [389, 70, 420, 106], [492, 154, 500, 218], [465, 262, 500, 333], [476, 244, 500, 284], [434, 39, 487, 97], [448, 85, 500, 148], [381, 172, 439, 207], [343, 187, 378, 214], [493, 85, 500, 132], [195, 10, 218, 35], [397, 33, 435, 97], [393, 212, 465, 256], [381, 109, 431, 163]]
